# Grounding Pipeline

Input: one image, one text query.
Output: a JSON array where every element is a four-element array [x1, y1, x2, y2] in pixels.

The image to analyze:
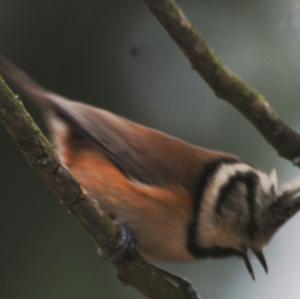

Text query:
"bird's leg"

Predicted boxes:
[[152, 265, 201, 299], [97, 223, 135, 262], [97, 221, 199, 298]]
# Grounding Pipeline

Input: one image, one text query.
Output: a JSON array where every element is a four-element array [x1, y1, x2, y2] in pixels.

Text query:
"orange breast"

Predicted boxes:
[[61, 147, 194, 261]]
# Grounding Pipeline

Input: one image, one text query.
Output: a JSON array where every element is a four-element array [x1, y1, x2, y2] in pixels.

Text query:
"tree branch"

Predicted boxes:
[[144, 0, 300, 166], [0, 76, 198, 299], [2, 1, 299, 298]]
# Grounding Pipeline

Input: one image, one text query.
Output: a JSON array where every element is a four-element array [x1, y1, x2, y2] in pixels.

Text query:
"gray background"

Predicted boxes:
[[1, 0, 300, 298]]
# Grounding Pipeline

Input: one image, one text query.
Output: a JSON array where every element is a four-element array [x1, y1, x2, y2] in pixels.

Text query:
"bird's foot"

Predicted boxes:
[[97, 224, 135, 262]]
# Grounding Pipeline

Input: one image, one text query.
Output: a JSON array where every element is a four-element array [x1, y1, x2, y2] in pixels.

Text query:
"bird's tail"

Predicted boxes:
[[0, 54, 53, 108]]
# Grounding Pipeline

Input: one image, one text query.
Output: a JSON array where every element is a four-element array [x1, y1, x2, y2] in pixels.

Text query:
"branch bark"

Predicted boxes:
[[0, 76, 198, 299], [144, 0, 300, 166]]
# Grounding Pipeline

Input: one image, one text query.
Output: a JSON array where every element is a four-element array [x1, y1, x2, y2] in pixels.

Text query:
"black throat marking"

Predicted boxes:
[[187, 158, 242, 258]]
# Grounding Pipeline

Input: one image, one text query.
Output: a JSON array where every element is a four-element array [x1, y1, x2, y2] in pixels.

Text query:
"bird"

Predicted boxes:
[[1, 54, 300, 281]]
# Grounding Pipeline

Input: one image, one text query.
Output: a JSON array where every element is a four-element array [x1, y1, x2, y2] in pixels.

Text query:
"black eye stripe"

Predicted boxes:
[[244, 173, 259, 239], [215, 173, 242, 216]]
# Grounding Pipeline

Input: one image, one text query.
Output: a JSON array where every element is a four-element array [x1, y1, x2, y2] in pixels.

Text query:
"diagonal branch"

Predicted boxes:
[[2, 2, 298, 298], [0, 76, 199, 299], [144, 0, 300, 166]]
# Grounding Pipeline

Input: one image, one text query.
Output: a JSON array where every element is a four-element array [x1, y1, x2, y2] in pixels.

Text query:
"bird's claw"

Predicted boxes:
[[97, 224, 135, 262]]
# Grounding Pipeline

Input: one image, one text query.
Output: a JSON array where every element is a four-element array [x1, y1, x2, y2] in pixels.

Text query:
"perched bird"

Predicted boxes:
[[1, 55, 300, 280]]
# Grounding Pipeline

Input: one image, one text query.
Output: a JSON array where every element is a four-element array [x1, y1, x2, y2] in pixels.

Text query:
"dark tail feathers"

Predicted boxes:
[[0, 54, 51, 107]]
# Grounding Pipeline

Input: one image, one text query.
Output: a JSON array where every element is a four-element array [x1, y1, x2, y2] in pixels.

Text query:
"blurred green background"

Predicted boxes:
[[1, 0, 300, 298]]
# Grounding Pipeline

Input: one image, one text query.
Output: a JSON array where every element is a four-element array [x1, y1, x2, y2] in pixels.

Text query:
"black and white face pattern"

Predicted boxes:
[[198, 162, 278, 249], [186, 158, 300, 279]]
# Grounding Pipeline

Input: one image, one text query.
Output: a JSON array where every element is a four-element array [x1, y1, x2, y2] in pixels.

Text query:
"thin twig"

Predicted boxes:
[[144, 0, 300, 165]]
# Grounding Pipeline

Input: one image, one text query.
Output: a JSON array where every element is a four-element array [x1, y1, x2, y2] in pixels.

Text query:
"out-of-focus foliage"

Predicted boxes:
[[1, 1, 300, 298]]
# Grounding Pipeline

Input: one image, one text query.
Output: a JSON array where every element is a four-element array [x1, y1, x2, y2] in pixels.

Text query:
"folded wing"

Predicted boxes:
[[0, 54, 234, 192]]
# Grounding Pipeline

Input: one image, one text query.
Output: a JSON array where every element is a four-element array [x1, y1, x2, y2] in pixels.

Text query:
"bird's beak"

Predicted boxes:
[[242, 247, 268, 280], [252, 248, 268, 274]]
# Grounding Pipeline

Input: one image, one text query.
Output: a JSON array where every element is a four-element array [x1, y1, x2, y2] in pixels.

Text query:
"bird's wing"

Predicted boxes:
[[47, 96, 227, 189], [0, 54, 236, 191]]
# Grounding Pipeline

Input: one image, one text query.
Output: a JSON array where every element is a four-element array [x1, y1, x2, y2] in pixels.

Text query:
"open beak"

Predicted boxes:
[[242, 248, 268, 280], [252, 248, 268, 274]]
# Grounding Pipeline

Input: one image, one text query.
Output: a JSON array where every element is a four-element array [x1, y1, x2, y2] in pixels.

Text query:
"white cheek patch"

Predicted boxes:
[[269, 169, 278, 191], [280, 178, 300, 199], [198, 163, 253, 247], [197, 163, 274, 248], [202, 163, 253, 209], [256, 169, 278, 196]]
